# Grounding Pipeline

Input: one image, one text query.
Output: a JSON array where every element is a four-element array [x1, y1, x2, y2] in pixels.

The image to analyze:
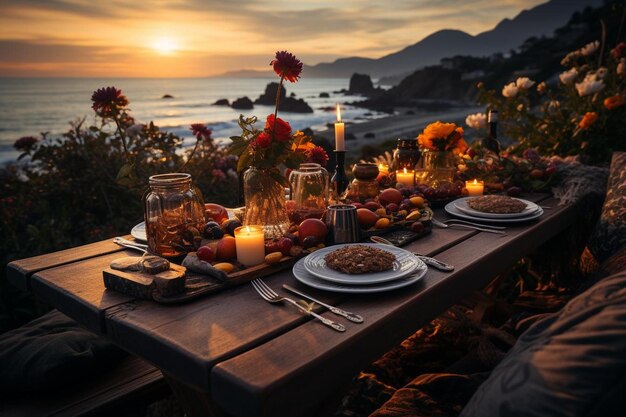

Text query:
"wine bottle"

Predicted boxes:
[[331, 151, 349, 201], [482, 110, 501, 156]]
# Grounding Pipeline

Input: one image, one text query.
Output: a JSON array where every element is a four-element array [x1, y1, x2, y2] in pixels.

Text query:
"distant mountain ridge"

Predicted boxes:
[[303, 0, 602, 78]]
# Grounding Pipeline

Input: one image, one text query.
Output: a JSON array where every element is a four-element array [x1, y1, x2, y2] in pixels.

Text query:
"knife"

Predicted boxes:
[[283, 284, 364, 323]]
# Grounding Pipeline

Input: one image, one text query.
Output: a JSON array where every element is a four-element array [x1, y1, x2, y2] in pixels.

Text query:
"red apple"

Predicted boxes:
[[205, 203, 229, 223], [299, 218, 328, 241], [379, 188, 403, 206]]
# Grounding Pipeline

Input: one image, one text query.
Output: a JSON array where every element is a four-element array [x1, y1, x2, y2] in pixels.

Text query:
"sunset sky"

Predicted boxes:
[[0, 0, 547, 78]]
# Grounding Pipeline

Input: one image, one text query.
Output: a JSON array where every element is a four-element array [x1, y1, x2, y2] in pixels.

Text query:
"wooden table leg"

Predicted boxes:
[[163, 372, 226, 417]]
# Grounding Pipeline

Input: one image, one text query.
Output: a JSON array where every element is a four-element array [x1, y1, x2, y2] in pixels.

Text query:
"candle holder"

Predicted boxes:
[[331, 151, 349, 199]]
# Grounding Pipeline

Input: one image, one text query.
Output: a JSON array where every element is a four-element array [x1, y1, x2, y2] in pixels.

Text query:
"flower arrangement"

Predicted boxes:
[[227, 51, 328, 235], [474, 38, 626, 164], [417, 121, 468, 154], [228, 51, 328, 186]]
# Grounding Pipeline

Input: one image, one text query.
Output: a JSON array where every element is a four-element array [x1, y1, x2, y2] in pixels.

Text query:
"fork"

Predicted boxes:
[[251, 279, 346, 332], [431, 218, 506, 234]]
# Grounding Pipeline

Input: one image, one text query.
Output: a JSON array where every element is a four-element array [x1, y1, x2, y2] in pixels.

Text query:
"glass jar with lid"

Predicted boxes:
[[392, 138, 421, 171], [287, 163, 329, 224], [144, 173, 206, 258]]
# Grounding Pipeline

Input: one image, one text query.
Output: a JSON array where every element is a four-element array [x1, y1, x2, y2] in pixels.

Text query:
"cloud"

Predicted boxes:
[[0, 0, 550, 76]]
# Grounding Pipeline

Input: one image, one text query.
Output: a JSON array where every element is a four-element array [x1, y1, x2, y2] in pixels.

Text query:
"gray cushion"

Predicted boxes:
[[587, 152, 626, 263], [0, 309, 125, 393], [461, 271, 626, 417]]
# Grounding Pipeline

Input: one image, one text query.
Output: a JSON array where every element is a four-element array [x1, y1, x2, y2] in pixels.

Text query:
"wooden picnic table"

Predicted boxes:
[[7, 193, 580, 417]]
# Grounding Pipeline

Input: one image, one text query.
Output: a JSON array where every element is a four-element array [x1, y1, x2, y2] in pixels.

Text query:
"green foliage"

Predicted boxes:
[[0, 91, 239, 333], [475, 20, 626, 164]]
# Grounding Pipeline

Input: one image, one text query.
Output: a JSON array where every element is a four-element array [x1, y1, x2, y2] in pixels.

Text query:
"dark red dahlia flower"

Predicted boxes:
[[306, 146, 329, 167], [14, 136, 38, 151], [190, 123, 212, 141], [265, 114, 292, 142], [270, 51, 303, 83], [91, 86, 129, 117], [611, 42, 626, 59], [255, 131, 272, 149]]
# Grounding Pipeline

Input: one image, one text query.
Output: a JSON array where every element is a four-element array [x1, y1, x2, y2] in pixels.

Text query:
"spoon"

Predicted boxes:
[[369, 236, 454, 272]]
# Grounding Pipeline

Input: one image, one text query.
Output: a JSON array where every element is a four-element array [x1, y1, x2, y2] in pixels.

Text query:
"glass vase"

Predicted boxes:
[[418, 150, 456, 188], [243, 167, 290, 239], [287, 163, 329, 224]]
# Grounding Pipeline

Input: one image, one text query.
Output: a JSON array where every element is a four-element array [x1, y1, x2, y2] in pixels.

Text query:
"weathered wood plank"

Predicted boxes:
[[102, 223, 479, 393], [30, 251, 138, 333], [210, 196, 572, 417], [6, 236, 131, 291]]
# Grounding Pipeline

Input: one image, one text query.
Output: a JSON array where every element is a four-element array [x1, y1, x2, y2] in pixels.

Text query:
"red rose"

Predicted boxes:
[[265, 114, 292, 142], [255, 131, 272, 148]]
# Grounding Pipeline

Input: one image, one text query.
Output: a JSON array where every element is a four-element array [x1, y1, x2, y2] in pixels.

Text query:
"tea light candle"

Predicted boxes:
[[335, 104, 345, 151], [234, 225, 265, 266], [396, 168, 414, 187], [465, 179, 485, 196]]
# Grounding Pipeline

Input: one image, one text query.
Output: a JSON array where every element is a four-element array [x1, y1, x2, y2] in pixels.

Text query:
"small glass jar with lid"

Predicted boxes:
[[392, 138, 421, 171], [144, 173, 206, 258]]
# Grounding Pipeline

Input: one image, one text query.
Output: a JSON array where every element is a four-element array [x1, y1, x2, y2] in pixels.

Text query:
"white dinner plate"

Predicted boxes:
[[303, 243, 424, 285], [445, 201, 544, 224], [131, 222, 147, 241], [293, 258, 427, 294], [454, 197, 540, 219]]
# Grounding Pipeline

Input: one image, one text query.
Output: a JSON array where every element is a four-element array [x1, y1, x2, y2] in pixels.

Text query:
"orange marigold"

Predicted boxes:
[[604, 95, 625, 110], [417, 121, 465, 152], [578, 112, 598, 130]]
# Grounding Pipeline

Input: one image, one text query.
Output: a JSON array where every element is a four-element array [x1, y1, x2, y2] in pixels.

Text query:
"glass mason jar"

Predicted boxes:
[[144, 173, 206, 258], [243, 167, 290, 239], [287, 163, 329, 224], [417, 150, 456, 188], [393, 138, 421, 171]]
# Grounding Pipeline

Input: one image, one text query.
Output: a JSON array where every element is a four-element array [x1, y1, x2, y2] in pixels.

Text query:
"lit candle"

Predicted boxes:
[[465, 179, 485, 196], [234, 225, 265, 266], [396, 168, 415, 187], [334, 104, 345, 151]]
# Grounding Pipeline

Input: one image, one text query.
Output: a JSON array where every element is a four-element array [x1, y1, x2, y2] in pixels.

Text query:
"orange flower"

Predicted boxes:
[[578, 112, 598, 130], [604, 95, 625, 110], [417, 121, 465, 151]]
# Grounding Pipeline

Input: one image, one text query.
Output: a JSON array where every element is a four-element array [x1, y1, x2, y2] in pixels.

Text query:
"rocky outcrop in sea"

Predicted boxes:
[[255, 82, 313, 113]]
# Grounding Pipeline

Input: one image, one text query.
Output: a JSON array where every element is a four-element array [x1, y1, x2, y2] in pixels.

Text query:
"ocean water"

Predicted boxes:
[[0, 77, 385, 163]]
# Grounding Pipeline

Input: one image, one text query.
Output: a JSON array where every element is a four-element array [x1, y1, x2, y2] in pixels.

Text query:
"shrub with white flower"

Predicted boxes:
[[502, 82, 519, 98], [465, 113, 487, 130], [575, 73, 605, 96], [559, 68, 578, 85], [516, 77, 536, 89], [476, 38, 626, 164]]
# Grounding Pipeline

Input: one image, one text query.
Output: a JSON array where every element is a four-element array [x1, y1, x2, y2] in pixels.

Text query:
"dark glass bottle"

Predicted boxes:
[[482, 110, 501, 155], [331, 151, 349, 200]]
